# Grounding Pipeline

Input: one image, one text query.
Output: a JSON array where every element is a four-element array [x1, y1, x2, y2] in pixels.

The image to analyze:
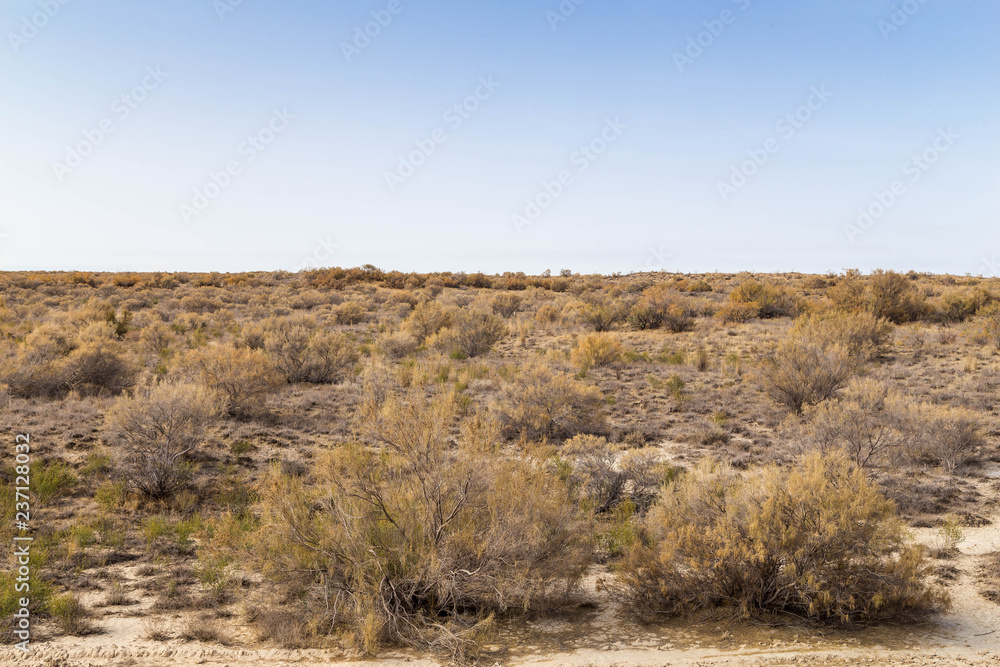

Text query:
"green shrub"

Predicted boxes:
[[32, 460, 77, 503], [617, 451, 947, 624]]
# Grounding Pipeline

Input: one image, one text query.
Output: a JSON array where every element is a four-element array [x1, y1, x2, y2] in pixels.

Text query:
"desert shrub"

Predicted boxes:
[[404, 300, 452, 343], [628, 284, 695, 332], [48, 593, 95, 635], [491, 293, 522, 318], [757, 337, 853, 413], [430, 310, 506, 358], [714, 301, 759, 324], [970, 302, 1000, 348], [105, 383, 218, 499], [617, 451, 946, 624], [334, 301, 367, 325], [31, 460, 77, 503], [803, 379, 912, 470], [830, 269, 928, 323], [579, 297, 628, 332], [571, 333, 624, 371], [64, 340, 137, 396], [912, 406, 985, 472], [263, 319, 358, 383], [228, 392, 590, 656], [183, 344, 281, 417], [937, 289, 992, 323], [376, 331, 418, 359], [728, 279, 797, 319], [791, 310, 893, 362], [561, 435, 669, 514], [493, 362, 607, 441], [534, 304, 560, 325]]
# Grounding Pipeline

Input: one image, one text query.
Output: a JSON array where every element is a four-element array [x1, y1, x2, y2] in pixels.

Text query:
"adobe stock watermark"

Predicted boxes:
[[979, 255, 999, 277], [879, 0, 932, 40], [673, 0, 751, 74], [214, 0, 246, 21], [293, 235, 340, 272], [511, 117, 627, 234], [8, 0, 72, 54], [52, 67, 168, 183], [844, 127, 958, 246], [546, 0, 588, 31], [179, 108, 294, 224], [384, 75, 500, 192], [717, 85, 833, 202], [340, 0, 412, 63]]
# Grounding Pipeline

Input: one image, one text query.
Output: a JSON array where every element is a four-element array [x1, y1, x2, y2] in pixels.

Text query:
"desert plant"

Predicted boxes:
[[715, 301, 759, 324], [404, 300, 452, 343], [757, 337, 854, 413], [970, 302, 1000, 348], [430, 309, 506, 358], [561, 435, 668, 514], [579, 297, 628, 332], [491, 293, 522, 318], [571, 332, 624, 371], [183, 344, 281, 417], [803, 378, 912, 470], [335, 301, 367, 325], [617, 451, 947, 624], [263, 319, 358, 383], [792, 310, 893, 362], [627, 284, 695, 332], [830, 269, 928, 323], [493, 362, 607, 441], [105, 383, 218, 498], [226, 392, 590, 656], [913, 405, 985, 472], [728, 279, 797, 319]]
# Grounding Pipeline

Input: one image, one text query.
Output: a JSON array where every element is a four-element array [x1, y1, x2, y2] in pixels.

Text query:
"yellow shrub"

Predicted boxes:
[[571, 332, 623, 370], [618, 451, 947, 624]]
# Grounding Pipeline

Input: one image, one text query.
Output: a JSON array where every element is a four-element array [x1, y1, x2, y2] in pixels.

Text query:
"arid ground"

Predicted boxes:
[[3, 268, 1000, 666]]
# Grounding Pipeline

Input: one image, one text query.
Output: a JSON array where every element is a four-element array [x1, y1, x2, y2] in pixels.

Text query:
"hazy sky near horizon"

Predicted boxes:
[[1, 0, 997, 275]]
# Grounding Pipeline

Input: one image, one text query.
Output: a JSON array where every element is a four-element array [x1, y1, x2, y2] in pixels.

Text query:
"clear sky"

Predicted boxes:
[[1, 0, 997, 275]]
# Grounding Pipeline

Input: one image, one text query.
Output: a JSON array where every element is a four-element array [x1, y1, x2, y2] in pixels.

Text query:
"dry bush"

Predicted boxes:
[[263, 318, 358, 383], [912, 406, 986, 473], [182, 344, 281, 417], [757, 337, 854, 413], [728, 279, 797, 319], [714, 301, 759, 324], [571, 332, 624, 371], [561, 435, 668, 513], [105, 383, 218, 499], [234, 392, 590, 656], [970, 302, 1000, 348], [628, 284, 695, 332], [803, 378, 911, 470], [430, 310, 506, 358], [491, 293, 522, 318], [493, 362, 607, 441], [830, 269, 928, 323], [791, 310, 893, 362], [617, 451, 947, 624], [335, 301, 367, 325], [579, 297, 628, 332], [376, 331, 419, 359], [404, 300, 452, 343]]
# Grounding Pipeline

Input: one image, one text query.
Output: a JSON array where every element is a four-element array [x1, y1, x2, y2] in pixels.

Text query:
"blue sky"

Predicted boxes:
[[0, 0, 997, 274]]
